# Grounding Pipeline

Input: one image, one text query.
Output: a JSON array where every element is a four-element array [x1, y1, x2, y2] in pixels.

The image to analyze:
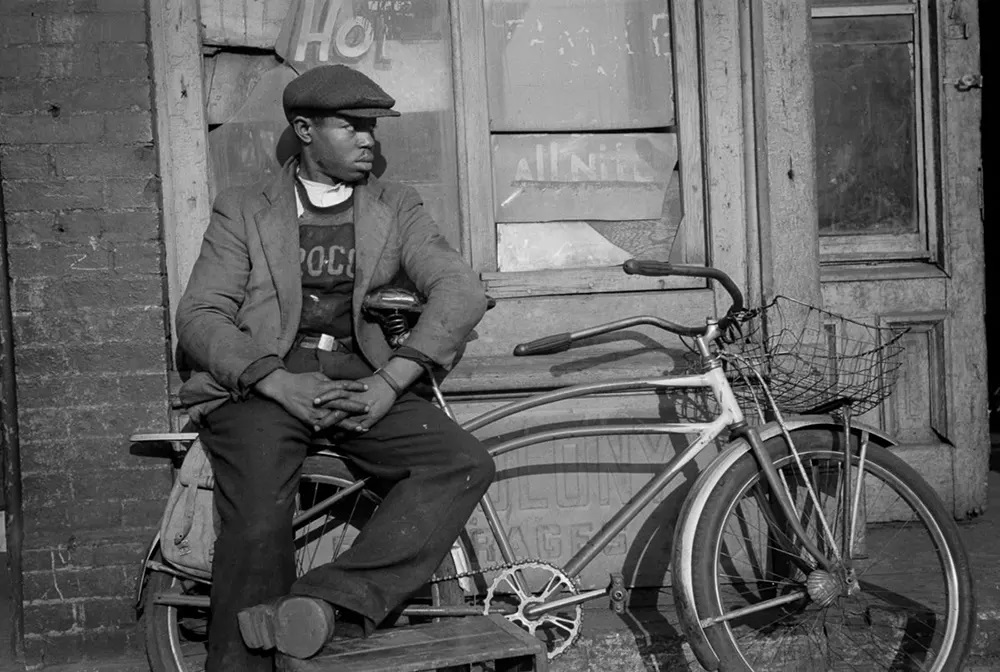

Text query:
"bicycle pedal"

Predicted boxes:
[[608, 573, 627, 614]]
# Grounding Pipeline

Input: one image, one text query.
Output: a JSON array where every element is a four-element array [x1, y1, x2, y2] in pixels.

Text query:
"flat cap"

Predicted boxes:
[[282, 64, 400, 122]]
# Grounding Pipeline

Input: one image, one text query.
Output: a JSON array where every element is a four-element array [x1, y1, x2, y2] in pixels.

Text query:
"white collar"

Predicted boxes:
[[295, 172, 354, 216]]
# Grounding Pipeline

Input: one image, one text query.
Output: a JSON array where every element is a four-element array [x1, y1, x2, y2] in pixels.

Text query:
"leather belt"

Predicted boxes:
[[297, 334, 353, 353]]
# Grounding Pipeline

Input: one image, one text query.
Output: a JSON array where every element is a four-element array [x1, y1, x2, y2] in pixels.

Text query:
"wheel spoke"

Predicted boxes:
[[697, 442, 968, 672]]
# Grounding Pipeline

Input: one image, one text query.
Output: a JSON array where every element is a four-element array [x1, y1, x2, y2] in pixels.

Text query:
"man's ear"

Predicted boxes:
[[290, 116, 313, 145]]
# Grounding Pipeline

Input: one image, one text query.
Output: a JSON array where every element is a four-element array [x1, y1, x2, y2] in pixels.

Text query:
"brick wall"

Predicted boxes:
[[0, 0, 173, 665]]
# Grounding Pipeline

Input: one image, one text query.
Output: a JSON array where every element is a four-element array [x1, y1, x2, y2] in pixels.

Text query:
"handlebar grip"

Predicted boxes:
[[513, 333, 572, 357], [622, 259, 745, 317]]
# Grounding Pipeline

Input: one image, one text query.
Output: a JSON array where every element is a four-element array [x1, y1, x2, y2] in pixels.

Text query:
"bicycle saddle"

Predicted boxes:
[[361, 287, 426, 315]]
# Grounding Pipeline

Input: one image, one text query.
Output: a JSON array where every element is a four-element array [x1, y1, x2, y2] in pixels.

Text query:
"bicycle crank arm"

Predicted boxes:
[[402, 604, 516, 617], [522, 587, 609, 619], [698, 590, 808, 627], [154, 593, 210, 608]]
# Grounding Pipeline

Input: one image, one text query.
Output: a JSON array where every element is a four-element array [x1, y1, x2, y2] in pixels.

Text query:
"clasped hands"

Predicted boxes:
[[254, 369, 396, 434]]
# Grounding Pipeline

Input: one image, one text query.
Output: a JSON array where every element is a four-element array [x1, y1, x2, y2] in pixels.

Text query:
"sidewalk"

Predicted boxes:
[[15, 471, 1000, 672], [550, 469, 1000, 672]]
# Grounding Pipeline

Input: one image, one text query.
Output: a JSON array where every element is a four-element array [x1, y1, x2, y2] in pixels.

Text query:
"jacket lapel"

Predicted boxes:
[[352, 177, 392, 324], [254, 161, 301, 336]]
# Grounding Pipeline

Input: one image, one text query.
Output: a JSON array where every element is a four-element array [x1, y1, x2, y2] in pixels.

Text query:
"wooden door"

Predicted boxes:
[[811, 0, 986, 517]]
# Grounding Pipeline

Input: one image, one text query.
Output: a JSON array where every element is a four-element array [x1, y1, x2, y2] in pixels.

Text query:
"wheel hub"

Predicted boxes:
[[806, 569, 844, 606]]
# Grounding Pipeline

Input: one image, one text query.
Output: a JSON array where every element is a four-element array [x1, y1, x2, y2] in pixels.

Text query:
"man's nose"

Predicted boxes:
[[357, 132, 375, 148]]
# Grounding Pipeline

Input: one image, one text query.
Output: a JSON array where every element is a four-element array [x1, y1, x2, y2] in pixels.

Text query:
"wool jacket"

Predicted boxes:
[[175, 158, 488, 424]]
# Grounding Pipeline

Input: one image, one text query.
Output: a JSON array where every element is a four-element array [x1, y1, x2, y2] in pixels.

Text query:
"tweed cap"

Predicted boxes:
[[282, 65, 400, 122]]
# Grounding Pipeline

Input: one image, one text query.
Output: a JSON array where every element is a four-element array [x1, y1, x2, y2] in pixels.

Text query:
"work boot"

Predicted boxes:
[[238, 596, 336, 659]]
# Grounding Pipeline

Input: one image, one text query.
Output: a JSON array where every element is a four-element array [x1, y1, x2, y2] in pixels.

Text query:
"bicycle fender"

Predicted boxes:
[[134, 532, 162, 614], [671, 417, 896, 672]]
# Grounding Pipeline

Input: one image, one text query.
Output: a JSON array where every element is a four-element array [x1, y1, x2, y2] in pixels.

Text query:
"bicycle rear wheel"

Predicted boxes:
[[688, 428, 974, 672], [143, 455, 460, 672]]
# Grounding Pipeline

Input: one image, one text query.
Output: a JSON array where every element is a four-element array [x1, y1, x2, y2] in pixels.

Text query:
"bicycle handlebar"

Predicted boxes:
[[513, 260, 745, 357], [622, 259, 744, 330]]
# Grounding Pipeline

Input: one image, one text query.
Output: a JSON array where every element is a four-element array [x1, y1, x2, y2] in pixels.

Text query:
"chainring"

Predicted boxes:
[[482, 561, 582, 659]]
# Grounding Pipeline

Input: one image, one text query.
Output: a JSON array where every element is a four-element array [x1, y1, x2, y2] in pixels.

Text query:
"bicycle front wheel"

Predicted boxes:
[[688, 428, 974, 672]]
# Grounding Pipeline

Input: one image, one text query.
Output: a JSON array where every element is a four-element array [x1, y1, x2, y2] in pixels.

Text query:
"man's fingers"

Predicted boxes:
[[313, 397, 371, 414], [313, 383, 368, 406], [313, 410, 367, 433], [334, 417, 368, 433]]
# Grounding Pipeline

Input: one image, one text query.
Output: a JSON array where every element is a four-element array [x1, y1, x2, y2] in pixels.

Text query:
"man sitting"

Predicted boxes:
[[175, 64, 495, 671]]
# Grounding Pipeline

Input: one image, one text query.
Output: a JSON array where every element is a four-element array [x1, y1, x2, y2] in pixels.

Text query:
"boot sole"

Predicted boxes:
[[238, 597, 335, 659]]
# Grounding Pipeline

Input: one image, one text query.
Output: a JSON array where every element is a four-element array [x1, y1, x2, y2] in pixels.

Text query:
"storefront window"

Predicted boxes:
[[811, 0, 934, 259], [483, 0, 689, 273]]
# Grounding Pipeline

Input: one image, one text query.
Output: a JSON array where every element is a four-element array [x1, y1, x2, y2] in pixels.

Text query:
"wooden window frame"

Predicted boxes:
[[152, 0, 749, 350], [450, 0, 707, 300], [811, 0, 941, 265]]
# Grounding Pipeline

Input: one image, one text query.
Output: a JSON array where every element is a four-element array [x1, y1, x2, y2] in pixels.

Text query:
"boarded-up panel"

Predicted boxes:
[[201, 0, 447, 48], [496, 192, 682, 272], [483, 0, 674, 131], [492, 133, 677, 222], [201, 1, 461, 246], [201, 0, 290, 46]]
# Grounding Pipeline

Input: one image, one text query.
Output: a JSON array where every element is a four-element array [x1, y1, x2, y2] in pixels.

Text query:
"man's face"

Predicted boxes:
[[297, 114, 377, 184]]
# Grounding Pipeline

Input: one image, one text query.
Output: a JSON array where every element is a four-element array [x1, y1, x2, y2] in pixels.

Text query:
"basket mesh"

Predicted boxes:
[[720, 296, 906, 419]]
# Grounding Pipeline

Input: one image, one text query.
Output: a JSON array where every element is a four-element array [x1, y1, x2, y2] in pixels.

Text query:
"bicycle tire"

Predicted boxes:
[[142, 454, 461, 672], [687, 428, 974, 672]]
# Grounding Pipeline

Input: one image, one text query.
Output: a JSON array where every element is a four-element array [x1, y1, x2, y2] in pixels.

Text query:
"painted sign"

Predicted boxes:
[[492, 133, 677, 223], [457, 393, 720, 589]]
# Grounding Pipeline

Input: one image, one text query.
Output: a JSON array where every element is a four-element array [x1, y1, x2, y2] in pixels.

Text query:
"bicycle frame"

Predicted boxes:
[[419, 333, 844, 621], [142, 336, 861, 631]]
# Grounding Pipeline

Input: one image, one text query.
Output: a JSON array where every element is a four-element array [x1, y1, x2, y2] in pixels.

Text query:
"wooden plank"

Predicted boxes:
[[481, 267, 701, 300], [671, 0, 706, 265], [820, 261, 947, 283], [200, 0, 290, 47], [938, 0, 986, 516], [149, 0, 212, 354], [812, 5, 916, 19], [700, 0, 750, 311], [756, 0, 821, 306], [277, 616, 545, 672], [451, 0, 496, 270]]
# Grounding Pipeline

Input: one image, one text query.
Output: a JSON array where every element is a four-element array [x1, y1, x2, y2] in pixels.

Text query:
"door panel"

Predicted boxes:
[[813, 0, 985, 517]]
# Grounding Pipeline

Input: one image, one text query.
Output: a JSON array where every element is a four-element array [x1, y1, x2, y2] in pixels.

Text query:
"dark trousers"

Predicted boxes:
[[199, 347, 495, 672]]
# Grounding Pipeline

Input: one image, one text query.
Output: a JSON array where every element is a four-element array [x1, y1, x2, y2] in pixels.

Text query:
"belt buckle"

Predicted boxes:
[[317, 334, 337, 352]]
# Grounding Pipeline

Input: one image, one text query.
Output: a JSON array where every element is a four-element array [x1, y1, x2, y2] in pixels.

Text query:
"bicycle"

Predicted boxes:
[[131, 260, 975, 672]]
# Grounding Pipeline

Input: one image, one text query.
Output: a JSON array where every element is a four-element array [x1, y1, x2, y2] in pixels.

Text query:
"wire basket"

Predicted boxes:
[[720, 296, 907, 420]]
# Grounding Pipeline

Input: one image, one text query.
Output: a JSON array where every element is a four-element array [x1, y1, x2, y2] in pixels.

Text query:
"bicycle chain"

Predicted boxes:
[[428, 557, 553, 584]]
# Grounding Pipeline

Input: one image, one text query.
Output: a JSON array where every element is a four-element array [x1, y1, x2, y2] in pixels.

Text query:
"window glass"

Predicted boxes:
[[483, 0, 674, 132], [813, 15, 918, 235], [492, 133, 679, 272], [484, 0, 690, 273], [204, 0, 461, 247]]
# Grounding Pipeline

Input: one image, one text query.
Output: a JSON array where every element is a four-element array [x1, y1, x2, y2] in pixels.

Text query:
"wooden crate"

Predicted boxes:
[[276, 615, 548, 672]]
